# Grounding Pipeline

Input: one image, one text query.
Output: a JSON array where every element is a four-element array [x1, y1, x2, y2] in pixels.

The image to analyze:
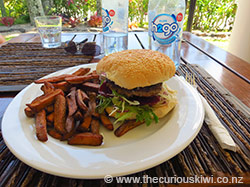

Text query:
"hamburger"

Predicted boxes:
[[96, 49, 177, 126]]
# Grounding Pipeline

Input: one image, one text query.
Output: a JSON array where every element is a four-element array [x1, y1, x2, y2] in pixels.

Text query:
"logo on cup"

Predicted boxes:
[[151, 14, 180, 45], [109, 10, 115, 17], [102, 8, 115, 32], [176, 13, 183, 22]]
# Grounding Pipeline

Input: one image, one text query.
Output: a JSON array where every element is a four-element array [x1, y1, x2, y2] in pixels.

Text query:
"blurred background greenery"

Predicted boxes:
[[0, 0, 237, 50]]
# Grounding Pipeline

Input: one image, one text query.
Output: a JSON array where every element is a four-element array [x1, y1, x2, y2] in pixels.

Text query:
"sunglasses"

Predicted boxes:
[[64, 35, 101, 56]]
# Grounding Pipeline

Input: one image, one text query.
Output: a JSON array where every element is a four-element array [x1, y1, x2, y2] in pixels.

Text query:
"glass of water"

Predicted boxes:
[[102, 0, 128, 55], [34, 16, 62, 48]]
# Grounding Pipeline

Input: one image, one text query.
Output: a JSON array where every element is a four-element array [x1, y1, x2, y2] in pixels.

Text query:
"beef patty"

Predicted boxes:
[[106, 79, 162, 97]]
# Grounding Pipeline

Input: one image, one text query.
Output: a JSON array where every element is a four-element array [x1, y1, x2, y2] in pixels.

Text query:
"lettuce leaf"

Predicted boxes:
[[96, 90, 159, 126], [96, 95, 112, 113]]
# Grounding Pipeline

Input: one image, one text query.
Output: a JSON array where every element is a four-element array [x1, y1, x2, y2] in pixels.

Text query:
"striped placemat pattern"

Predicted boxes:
[[0, 43, 93, 91], [0, 63, 249, 186]]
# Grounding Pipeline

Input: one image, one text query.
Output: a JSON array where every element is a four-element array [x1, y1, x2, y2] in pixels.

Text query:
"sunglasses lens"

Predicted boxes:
[[64, 41, 77, 54], [81, 42, 101, 56]]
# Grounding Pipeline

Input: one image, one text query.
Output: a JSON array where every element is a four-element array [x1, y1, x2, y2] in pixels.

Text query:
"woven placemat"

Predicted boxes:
[[0, 63, 249, 186], [0, 43, 93, 92]]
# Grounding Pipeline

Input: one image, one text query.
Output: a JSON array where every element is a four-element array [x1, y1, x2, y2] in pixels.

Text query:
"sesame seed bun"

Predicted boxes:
[[96, 49, 176, 89]]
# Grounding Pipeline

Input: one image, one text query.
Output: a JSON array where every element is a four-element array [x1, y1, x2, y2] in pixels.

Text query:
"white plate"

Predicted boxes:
[[2, 63, 204, 179]]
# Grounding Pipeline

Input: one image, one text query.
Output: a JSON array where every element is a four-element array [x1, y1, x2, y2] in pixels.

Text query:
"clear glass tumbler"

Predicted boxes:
[[102, 0, 128, 55], [35, 16, 62, 48]]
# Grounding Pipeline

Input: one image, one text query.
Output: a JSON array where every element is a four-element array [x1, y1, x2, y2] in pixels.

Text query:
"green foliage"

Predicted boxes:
[[0, 0, 238, 32], [129, 0, 148, 27], [129, 0, 237, 32], [2, 0, 29, 23], [52, 0, 97, 21], [0, 0, 29, 26], [189, 0, 238, 32], [14, 15, 30, 24]]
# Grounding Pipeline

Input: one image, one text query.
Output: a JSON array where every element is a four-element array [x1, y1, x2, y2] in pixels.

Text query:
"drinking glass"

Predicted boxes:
[[102, 0, 128, 55], [35, 16, 62, 48]]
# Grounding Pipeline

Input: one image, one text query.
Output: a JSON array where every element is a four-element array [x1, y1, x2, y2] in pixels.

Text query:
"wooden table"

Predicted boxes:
[[0, 32, 249, 186], [3, 32, 250, 107]]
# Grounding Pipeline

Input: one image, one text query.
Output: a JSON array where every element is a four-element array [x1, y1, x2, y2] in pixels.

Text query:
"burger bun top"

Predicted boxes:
[[96, 49, 176, 89]]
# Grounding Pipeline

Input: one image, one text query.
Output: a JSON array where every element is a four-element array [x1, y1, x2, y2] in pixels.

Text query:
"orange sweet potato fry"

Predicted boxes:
[[54, 95, 67, 134], [48, 129, 63, 140], [114, 120, 144, 137], [68, 132, 103, 146], [45, 105, 54, 113], [100, 114, 113, 131], [24, 106, 34, 117], [27, 89, 64, 113], [82, 82, 100, 93], [80, 90, 89, 102], [90, 119, 100, 134], [88, 92, 99, 118], [41, 82, 55, 94], [35, 74, 75, 84], [61, 115, 77, 141], [87, 70, 97, 76], [73, 110, 84, 121], [66, 87, 77, 116], [25, 95, 45, 116], [65, 115, 75, 133], [76, 89, 88, 111], [46, 112, 54, 123], [72, 68, 91, 76], [61, 129, 76, 141], [29, 93, 45, 103], [65, 74, 99, 84], [53, 81, 71, 92], [78, 113, 92, 131], [35, 110, 48, 142]]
